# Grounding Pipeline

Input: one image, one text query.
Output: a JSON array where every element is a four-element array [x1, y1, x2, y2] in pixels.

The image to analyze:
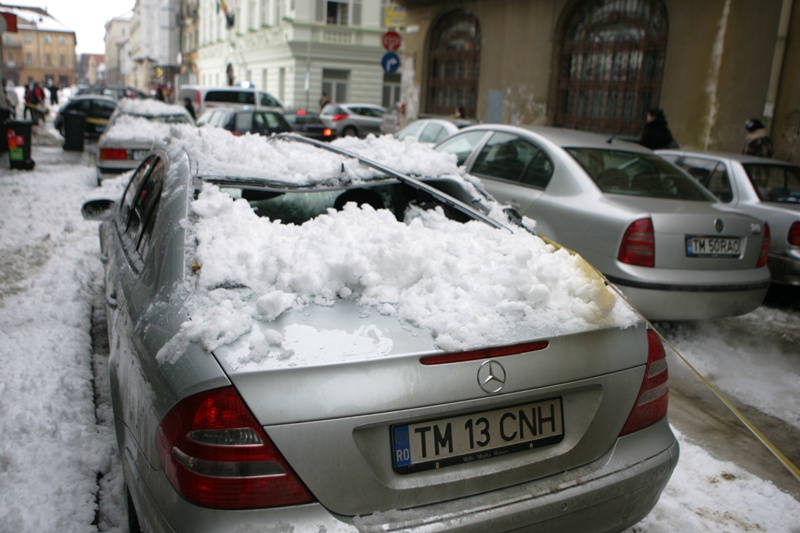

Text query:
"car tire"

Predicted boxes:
[[343, 126, 358, 137], [126, 487, 143, 533]]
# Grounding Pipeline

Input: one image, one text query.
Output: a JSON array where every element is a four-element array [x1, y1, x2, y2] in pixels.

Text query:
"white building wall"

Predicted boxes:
[[195, 0, 387, 108]]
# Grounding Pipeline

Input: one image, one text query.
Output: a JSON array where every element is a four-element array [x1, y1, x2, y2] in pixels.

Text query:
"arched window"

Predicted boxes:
[[425, 10, 481, 119], [555, 0, 668, 135]]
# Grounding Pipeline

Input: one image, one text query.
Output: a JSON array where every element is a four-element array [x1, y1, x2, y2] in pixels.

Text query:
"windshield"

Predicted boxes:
[[743, 163, 800, 203], [566, 148, 715, 201]]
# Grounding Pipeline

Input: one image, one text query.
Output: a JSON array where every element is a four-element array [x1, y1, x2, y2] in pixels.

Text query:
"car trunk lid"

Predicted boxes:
[[213, 301, 649, 516]]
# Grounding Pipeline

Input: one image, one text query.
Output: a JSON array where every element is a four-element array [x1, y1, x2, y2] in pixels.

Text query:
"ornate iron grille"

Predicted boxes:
[[555, 0, 668, 136], [425, 9, 481, 118]]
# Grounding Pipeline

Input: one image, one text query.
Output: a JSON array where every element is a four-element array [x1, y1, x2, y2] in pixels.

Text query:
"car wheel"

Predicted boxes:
[[343, 126, 358, 137], [126, 487, 143, 533]]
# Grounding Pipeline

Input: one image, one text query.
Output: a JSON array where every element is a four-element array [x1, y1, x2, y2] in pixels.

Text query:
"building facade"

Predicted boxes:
[[194, 0, 401, 110], [0, 3, 76, 88], [395, 0, 800, 160], [104, 13, 133, 86]]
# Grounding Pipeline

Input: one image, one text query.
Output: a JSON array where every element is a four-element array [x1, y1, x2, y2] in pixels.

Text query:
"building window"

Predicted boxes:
[[59, 36, 66, 45], [60, 55, 66, 67], [24, 33, 31, 43], [555, 0, 668, 135], [25, 53, 32, 65], [424, 9, 481, 118], [322, 68, 349, 104], [44, 34, 52, 44], [382, 72, 400, 108]]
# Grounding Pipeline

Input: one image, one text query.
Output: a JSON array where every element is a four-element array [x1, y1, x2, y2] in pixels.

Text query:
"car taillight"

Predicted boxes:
[[618, 217, 655, 267], [323, 128, 333, 138], [156, 387, 315, 509], [332, 113, 348, 122], [788, 221, 800, 247], [757, 222, 771, 268], [620, 329, 669, 436], [99, 148, 128, 161]]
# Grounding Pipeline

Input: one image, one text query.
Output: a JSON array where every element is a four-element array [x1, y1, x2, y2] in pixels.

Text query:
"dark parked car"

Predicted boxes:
[[53, 95, 118, 138], [282, 108, 334, 141], [80, 129, 677, 532], [75, 84, 150, 100], [196, 106, 292, 136]]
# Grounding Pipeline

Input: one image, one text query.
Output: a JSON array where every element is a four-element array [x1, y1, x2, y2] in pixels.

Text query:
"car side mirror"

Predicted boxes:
[[81, 198, 116, 221]]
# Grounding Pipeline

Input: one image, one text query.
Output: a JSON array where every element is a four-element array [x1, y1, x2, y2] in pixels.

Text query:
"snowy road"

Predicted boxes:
[[0, 127, 797, 532]]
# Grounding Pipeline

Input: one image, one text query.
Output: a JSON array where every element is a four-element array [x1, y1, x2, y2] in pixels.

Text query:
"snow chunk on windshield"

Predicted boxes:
[[169, 184, 639, 358]]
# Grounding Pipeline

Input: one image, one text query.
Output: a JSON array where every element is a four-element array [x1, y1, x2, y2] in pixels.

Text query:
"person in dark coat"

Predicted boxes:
[[184, 97, 196, 121], [639, 107, 677, 150], [743, 118, 774, 158]]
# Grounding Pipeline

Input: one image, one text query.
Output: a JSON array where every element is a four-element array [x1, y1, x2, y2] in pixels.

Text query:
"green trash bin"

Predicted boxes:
[[6, 120, 35, 170]]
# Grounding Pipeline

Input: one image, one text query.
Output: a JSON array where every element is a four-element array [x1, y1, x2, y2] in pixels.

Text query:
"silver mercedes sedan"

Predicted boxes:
[[435, 125, 772, 321], [657, 148, 800, 287], [82, 127, 677, 532]]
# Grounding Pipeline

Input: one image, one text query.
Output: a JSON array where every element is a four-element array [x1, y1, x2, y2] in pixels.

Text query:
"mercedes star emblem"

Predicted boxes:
[[477, 360, 507, 394]]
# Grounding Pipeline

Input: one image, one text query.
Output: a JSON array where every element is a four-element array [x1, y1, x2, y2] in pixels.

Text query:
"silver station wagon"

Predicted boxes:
[[658, 148, 800, 287], [82, 128, 678, 532], [435, 125, 772, 321]]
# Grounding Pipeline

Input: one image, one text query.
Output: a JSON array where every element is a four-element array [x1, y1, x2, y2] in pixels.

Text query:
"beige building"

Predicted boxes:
[[0, 3, 76, 88], [396, 0, 800, 161]]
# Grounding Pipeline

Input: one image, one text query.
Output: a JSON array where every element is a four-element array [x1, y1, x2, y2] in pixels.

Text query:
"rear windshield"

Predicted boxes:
[[742, 163, 800, 203], [206, 90, 256, 106], [218, 181, 476, 226], [566, 148, 715, 201]]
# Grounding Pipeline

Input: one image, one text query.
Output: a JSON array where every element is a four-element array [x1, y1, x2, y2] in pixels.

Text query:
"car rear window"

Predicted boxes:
[[206, 90, 256, 106], [742, 163, 800, 203], [567, 148, 715, 201]]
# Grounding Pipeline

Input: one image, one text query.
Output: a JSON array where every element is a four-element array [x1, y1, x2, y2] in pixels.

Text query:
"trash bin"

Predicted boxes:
[[63, 110, 86, 152], [6, 120, 35, 170], [0, 108, 12, 153]]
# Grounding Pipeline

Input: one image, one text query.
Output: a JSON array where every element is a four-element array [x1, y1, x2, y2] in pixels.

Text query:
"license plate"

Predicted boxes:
[[391, 398, 564, 474], [132, 150, 148, 160], [686, 235, 741, 257]]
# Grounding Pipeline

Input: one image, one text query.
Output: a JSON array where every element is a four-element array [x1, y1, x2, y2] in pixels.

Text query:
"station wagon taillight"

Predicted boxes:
[[156, 387, 315, 509], [757, 223, 771, 268], [618, 218, 655, 267], [332, 113, 348, 122], [788, 221, 800, 247], [99, 148, 127, 161], [619, 329, 669, 436]]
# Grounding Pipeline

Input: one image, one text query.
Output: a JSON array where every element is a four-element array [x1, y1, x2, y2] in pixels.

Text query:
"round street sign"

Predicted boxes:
[[381, 52, 401, 74], [382, 30, 402, 52]]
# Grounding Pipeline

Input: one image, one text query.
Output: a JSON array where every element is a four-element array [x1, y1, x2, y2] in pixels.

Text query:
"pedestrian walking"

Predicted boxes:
[[639, 107, 677, 150]]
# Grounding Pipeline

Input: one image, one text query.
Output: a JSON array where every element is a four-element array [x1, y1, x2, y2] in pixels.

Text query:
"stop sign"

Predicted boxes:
[[382, 30, 402, 52]]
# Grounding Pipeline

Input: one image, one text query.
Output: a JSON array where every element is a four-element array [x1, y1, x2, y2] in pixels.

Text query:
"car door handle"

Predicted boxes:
[[106, 289, 118, 309]]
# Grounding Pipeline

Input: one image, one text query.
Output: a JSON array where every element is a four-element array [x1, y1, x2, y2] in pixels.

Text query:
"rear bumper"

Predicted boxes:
[[606, 276, 770, 320], [768, 253, 800, 286], [129, 420, 678, 533]]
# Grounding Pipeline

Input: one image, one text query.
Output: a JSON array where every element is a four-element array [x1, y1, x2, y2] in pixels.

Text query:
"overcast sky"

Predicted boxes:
[[8, 0, 134, 55]]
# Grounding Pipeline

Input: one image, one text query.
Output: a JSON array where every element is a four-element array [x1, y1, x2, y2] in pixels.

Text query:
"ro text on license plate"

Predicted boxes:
[[685, 235, 741, 257], [391, 398, 564, 473]]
